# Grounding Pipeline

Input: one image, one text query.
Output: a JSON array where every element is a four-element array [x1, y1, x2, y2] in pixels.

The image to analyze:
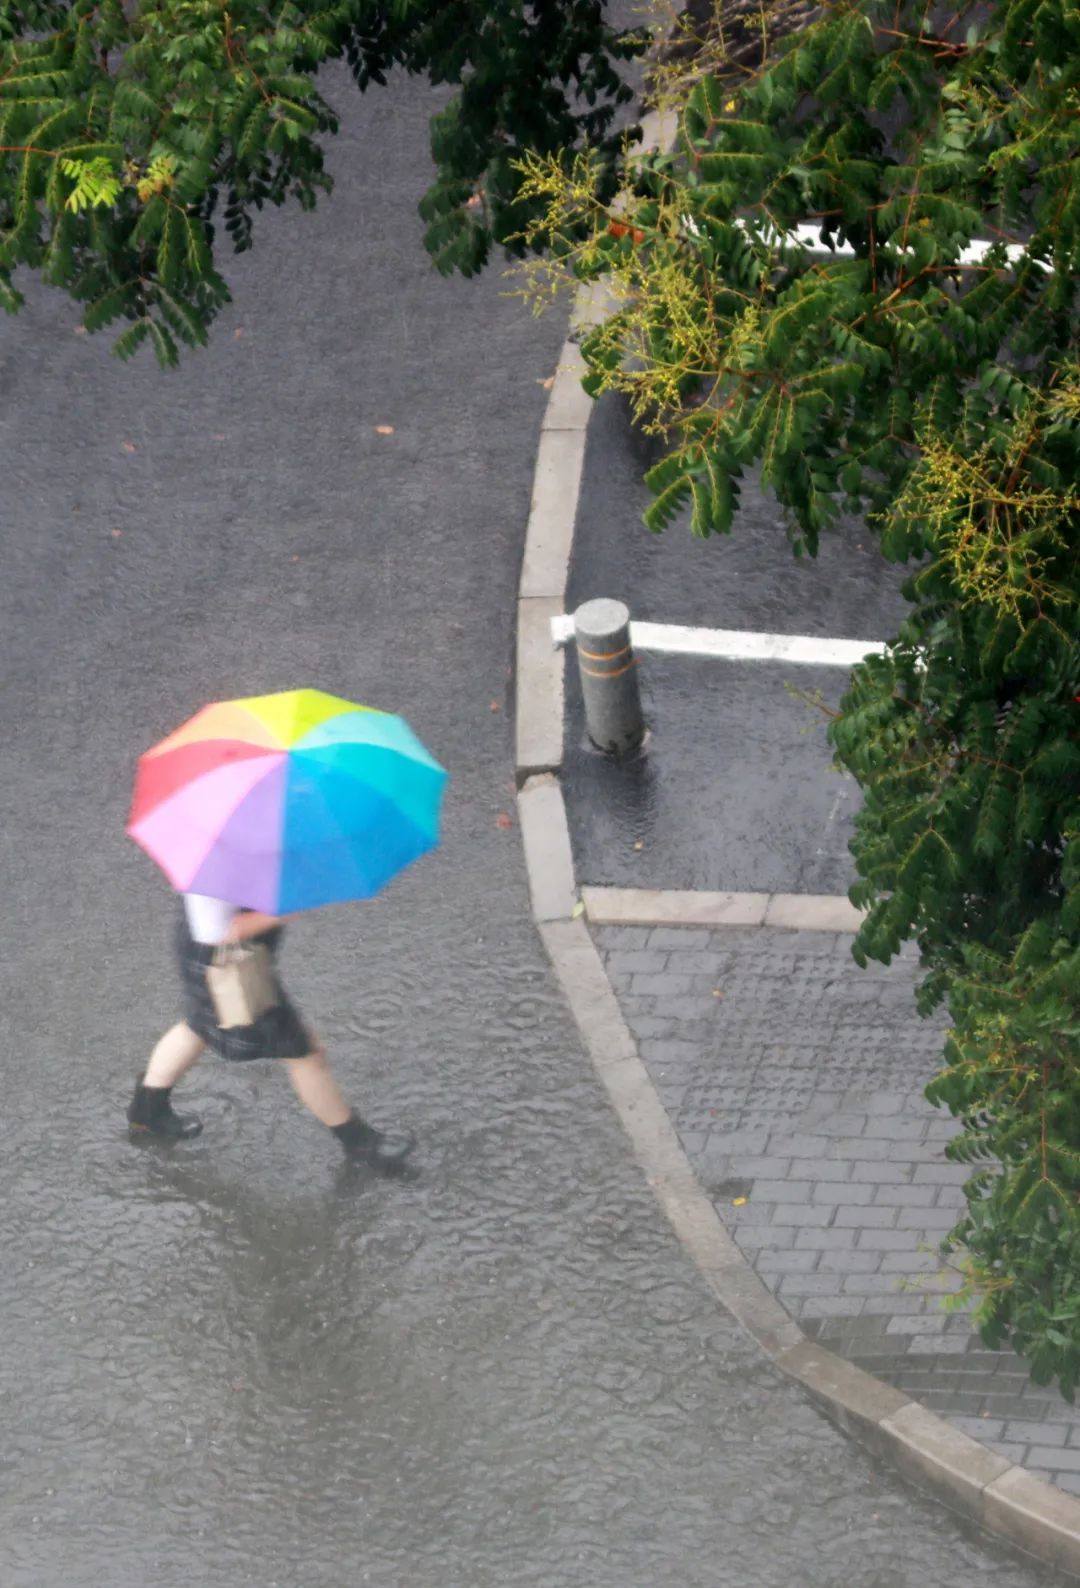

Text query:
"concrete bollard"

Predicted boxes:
[[573, 598, 645, 756]]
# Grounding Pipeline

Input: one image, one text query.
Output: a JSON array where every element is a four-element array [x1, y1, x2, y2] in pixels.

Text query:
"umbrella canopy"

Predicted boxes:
[[127, 689, 447, 912]]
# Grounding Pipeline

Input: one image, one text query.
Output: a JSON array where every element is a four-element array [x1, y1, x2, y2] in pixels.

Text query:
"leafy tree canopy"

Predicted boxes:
[[0, 0, 645, 364], [517, 0, 1080, 1393]]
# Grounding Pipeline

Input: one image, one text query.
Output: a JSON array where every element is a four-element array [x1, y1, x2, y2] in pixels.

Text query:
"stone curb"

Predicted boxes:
[[509, 105, 1080, 1585], [582, 885, 867, 932]]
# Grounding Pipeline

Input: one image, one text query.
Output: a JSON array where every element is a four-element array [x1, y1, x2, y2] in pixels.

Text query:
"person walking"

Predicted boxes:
[[126, 891, 415, 1172]]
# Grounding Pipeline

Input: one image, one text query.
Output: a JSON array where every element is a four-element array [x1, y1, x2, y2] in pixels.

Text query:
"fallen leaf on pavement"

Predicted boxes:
[[234, 328, 244, 338], [120, 441, 137, 453], [495, 812, 514, 830], [74, 325, 87, 336], [732, 1196, 747, 1206], [489, 700, 500, 712], [375, 425, 395, 435], [110, 529, 122, 538], [632, 841, 644, 851], [712, 989, 724, 999], [571, 901, 585, 919], [537, 375, 555, 390]]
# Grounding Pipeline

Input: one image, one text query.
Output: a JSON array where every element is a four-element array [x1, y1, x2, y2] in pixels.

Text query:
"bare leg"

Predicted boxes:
[[285, 1039, 414, 1169], [128, 1022, 205, 1140], [143, 1022, 206, 1089], [285, 1046, 351, 1129]]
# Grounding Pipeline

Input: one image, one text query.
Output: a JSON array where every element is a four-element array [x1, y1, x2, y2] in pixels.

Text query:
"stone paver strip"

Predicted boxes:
[[601, 920, 1080, 1499]]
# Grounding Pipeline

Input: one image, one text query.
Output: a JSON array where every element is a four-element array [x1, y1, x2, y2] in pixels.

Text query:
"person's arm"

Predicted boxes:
[[223, 911, 293, 943]]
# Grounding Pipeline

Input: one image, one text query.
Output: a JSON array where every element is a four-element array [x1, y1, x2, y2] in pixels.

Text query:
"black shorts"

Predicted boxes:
[[176, 913, 312, 1061]]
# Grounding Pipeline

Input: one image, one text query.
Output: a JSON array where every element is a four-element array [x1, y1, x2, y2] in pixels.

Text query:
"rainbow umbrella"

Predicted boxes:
[[127, 689, 447, 912]]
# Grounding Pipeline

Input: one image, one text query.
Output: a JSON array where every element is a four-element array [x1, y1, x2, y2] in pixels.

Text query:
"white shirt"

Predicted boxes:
[[183, 893, 238, 945]]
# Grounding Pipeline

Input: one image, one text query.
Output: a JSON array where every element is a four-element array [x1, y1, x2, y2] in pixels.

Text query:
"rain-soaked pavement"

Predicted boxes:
[[0, 68, 1064, 1588], [564, 393, 919, 896]]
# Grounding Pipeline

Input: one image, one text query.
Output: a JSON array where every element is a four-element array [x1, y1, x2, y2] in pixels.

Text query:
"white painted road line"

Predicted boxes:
[[550, 614, 887, 668]]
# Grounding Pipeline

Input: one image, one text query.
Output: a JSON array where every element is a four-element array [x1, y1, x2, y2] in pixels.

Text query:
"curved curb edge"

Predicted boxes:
[[511, 109, 1080, 1583]]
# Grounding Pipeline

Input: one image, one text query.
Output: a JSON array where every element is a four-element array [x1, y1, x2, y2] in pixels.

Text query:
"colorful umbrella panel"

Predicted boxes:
[[128, 690, 447, 912]]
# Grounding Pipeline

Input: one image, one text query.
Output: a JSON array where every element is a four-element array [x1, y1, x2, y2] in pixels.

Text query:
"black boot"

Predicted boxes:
[[127, 1081, 203, 1141], [332, 1111, 415, 1172]]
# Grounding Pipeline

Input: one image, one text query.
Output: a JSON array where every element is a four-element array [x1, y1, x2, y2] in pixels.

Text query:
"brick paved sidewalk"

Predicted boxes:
[[595, 920, 1080, 1494]]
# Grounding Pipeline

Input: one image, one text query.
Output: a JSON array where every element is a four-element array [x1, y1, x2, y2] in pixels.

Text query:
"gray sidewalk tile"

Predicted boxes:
[[790, 1158, 854, 1180], [812, 1181, 874, 1206], [598, 921, 1080, 1496], [872, 1183, 940, 1206], [834, 1205, 900, 1228], [630, 972, 695, 996], [794, 1226, 855, 1250], [1007, 1421, 1070, 1447], [647, 928, 713, 949]]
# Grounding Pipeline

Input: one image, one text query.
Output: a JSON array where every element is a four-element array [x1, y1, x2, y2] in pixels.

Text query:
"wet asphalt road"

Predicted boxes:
[[0, 68, 1062, 1588], [565, 393, 917, 895]]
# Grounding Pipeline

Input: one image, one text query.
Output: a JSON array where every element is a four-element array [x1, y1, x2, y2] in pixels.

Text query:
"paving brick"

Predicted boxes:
[[885, 1312, 948, 1336], [672, 952, 726, 975], [778, 1274, 847, 1299], [800, 1296, 867, 1320], [925, 1118, 961, 1142], [748, 1179, 814, 1203], [856, 1229, 920, 1252], [765, 1134, 835, 1158], [863, 1294, 935, 1316], [794, 1226, 856, 1251], [922, 1390, 996, 1416], [767, 1204, 835, 1228], [731, 1225, 796, 1253], [725, 1201, 776, 1227], [1027, 1444, 1080, 1473], [895, 1371, 964, 1395], [812, 1113, 870, 1136], [724, 1155, 793, 1177], [841, 1273, 905, 1297], [639, 1038, 703, 1067], [872, 1183, 939, 1207], [812, 1181, 874, 1206], [630, 972, 694, 997], [897, 1207, 958, 1230], [625, 1016, 679, 1039], [864, 1091, 909, 1115], [814, 1250, 883, 1275], [653, 997, 727, 1021], [913, 1163, 972, 1185], [596, 926, 651, 949], [834, 1206, 899, 1228], [985, 1441, 1031, 1465], [607, 951, 673, 978], [755, 1249, 821, 1275], [790, 1159, 853, 1181], [1005, 1420, 1070, 1447], [882, 1140, 938, 1161], [1051, 1474, 1080, 1497], [906, 1334, 971, 1355], [705, 1131, 771, 1154], [950, 1416, 1006, 1441], [880, 1250, 942, 1273], [857, 1117, 932, 1142], [850, 1162, 914, 1184], [647, 928, 712, 949]]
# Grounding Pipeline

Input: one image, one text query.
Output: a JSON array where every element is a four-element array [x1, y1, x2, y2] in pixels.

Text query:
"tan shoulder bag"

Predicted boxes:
[[205, 942, 278, 1028]]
